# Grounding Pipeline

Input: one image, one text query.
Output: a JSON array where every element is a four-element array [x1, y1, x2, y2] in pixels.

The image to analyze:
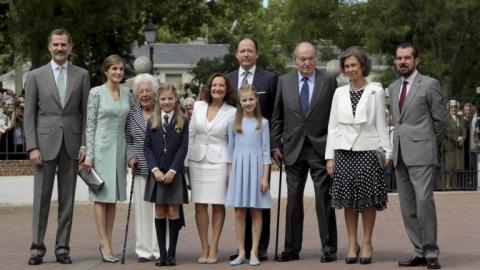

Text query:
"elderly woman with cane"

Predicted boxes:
[[125, 73, 160, 263]]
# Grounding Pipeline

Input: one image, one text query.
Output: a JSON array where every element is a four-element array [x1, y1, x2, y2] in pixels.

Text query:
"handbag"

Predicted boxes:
[[375, 147, 386, 168], [78, 168, 104, 193]]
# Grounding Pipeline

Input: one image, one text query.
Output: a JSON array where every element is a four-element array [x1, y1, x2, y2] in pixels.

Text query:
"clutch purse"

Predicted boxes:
[[78, 168, 104, 193], [375, 147, 386, 168]]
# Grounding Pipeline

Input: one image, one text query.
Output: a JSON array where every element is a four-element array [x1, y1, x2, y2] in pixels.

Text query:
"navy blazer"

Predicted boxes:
[[228, 67, 278, 121], [144, 114, 189, 173]]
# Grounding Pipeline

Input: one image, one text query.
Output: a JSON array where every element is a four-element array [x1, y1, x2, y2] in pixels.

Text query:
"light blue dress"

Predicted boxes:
[[225, 118, 272, 208], [85, 84, 131, 202]]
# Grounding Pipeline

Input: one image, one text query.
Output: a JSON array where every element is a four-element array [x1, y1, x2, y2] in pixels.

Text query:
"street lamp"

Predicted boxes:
[[143, 22, 157, 73]]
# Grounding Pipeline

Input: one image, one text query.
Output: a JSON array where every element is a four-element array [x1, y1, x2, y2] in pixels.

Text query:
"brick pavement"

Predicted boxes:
[[0, 192, 479, 270]]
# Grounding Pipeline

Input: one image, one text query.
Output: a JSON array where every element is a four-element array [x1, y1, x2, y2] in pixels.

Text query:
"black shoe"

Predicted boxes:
[[28, 255, 43, 265], [276, 251, 299, 262], [137, 256, 151, 263], [345, 256, 358, 264], [320, 252, 337, 263], [258, 250, 268, 261], [165, 256, 176, 266], [426, 258, 441, 269], [56, 254, 72, 264], [398, 256, 427, 267], [345, 245, 360, 264], [359, 256, 372, 264], [155, 257, 166, 266]]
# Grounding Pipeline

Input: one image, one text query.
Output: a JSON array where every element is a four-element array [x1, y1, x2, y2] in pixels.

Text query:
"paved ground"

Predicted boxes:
[[0, 192, 479, 270]]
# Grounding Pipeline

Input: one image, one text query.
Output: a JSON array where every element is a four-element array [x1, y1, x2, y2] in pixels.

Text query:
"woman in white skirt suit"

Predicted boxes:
[[187, 73, 236, 263]]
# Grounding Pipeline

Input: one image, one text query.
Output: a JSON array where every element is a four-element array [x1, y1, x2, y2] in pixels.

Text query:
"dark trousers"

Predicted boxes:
[[284, 142, 337, 254], [31, 141, 77, 256]]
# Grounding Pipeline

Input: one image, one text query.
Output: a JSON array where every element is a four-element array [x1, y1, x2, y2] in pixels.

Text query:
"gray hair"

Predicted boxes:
[[183, 97, 195, 107], [294, 42, 316, 58], [132, 73, 160, 96]]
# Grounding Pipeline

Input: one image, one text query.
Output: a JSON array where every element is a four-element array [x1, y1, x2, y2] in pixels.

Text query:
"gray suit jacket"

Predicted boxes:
[[388, 72, 447, 166], [24, 62, 90, 161], [271, 69, 337, 166]]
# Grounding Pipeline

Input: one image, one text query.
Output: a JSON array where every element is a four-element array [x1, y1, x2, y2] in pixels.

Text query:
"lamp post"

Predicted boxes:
[[143, 22, 157, 73]]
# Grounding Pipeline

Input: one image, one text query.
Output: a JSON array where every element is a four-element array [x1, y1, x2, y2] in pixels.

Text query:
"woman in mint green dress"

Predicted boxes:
[[83, 55, 131, 263]]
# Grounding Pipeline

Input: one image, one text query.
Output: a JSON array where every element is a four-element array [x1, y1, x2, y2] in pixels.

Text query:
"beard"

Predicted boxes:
[[53, 53, 68, 62], [397, 64, 415, 77]]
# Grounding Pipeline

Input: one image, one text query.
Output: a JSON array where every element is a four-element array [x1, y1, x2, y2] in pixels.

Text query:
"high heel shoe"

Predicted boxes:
[[99, 246, 117, 263], [206, 248, 219, 264], [345, 245, 361, 264], [359, 246, 373, 264]]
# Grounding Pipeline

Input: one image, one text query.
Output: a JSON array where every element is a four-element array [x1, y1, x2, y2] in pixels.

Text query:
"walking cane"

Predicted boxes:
[[121, 172, 135, 264], [274, 160, 283, 261]]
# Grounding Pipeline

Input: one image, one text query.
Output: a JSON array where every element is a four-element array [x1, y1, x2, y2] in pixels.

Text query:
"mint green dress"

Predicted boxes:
[[86, 84, 131, 202]]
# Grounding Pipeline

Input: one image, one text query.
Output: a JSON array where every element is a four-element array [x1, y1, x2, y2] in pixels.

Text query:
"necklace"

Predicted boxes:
[[350, 82, 367, 92]]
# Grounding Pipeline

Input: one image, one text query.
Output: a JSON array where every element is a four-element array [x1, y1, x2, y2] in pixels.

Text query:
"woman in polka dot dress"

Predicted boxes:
[[325, 46, 392, 265]]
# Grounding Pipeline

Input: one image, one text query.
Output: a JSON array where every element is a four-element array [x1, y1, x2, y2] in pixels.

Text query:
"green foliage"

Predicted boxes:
[[362, 0, 480, 98], [2, 0, 479, 99]]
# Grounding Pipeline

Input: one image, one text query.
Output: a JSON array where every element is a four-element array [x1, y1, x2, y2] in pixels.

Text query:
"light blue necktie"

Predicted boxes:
[[299, 77, 309, 116], [56, 67, 66, 107]]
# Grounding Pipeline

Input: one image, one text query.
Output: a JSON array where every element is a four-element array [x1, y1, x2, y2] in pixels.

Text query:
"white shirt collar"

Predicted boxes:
[[239, 65, 256, 76], [51, 60, 68, 72], [161, 110, 174, 122], [297, 70, 315, 83]]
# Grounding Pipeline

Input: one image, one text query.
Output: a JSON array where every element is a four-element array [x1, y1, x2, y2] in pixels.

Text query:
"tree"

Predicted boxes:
[[4, 0, 144, 85], [190, 0, 287, 86], [362, 0, 480, 98]]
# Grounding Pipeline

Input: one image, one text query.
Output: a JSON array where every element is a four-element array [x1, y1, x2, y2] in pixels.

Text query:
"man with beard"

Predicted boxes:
[[24, 29, 90, 265], [389, 43, 446, 269]]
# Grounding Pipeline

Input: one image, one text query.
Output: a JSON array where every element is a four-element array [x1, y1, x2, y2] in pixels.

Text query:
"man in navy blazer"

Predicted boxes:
[[271, 42, 338, 263], [227, 37, 278, 261]]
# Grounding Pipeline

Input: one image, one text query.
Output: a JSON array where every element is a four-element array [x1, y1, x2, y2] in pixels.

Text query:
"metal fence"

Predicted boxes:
[[385, 170, 478, 192]]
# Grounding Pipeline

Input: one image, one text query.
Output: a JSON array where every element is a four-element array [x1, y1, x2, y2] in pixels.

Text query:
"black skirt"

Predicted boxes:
[[144, 171, 188, 204], [330, 149, 388, 212]]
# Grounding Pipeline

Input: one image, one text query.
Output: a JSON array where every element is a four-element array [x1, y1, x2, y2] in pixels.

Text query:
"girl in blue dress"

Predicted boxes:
[[144, 84, 189, 266], [225, 84, 272, 266]]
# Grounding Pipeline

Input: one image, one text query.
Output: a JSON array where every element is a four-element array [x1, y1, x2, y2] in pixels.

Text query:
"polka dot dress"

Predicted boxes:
[[330, 89, 388, 212]]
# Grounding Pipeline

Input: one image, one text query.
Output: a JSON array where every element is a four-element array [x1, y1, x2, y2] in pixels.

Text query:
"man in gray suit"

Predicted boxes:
[[24, 29, 90, 265], [228, 37, 278, 261], [271, 42, 337, 262], [389, 43, 446, 269]]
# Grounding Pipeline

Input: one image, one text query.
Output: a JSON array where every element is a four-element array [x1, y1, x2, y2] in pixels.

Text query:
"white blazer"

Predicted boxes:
[[325, 83, 392, 160], [187, 101, 236, 163]]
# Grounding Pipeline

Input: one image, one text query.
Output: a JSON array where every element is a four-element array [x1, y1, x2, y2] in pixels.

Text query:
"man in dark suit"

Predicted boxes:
[[24, 29, 90, 265], [389, 43, 446, 269], [227, 37, 277, 261], [271, 42, 337, 262]]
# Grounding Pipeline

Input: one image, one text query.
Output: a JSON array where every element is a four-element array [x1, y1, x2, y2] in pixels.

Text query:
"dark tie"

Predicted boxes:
[[399, 81, 408, 112], [241, 71, 249, 86], [300, 77, 309, 116], [163, 114, 169, 133]]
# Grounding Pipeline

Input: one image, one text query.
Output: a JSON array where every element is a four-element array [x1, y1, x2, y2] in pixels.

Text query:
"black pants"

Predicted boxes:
[[284, 142, 337, 254]]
